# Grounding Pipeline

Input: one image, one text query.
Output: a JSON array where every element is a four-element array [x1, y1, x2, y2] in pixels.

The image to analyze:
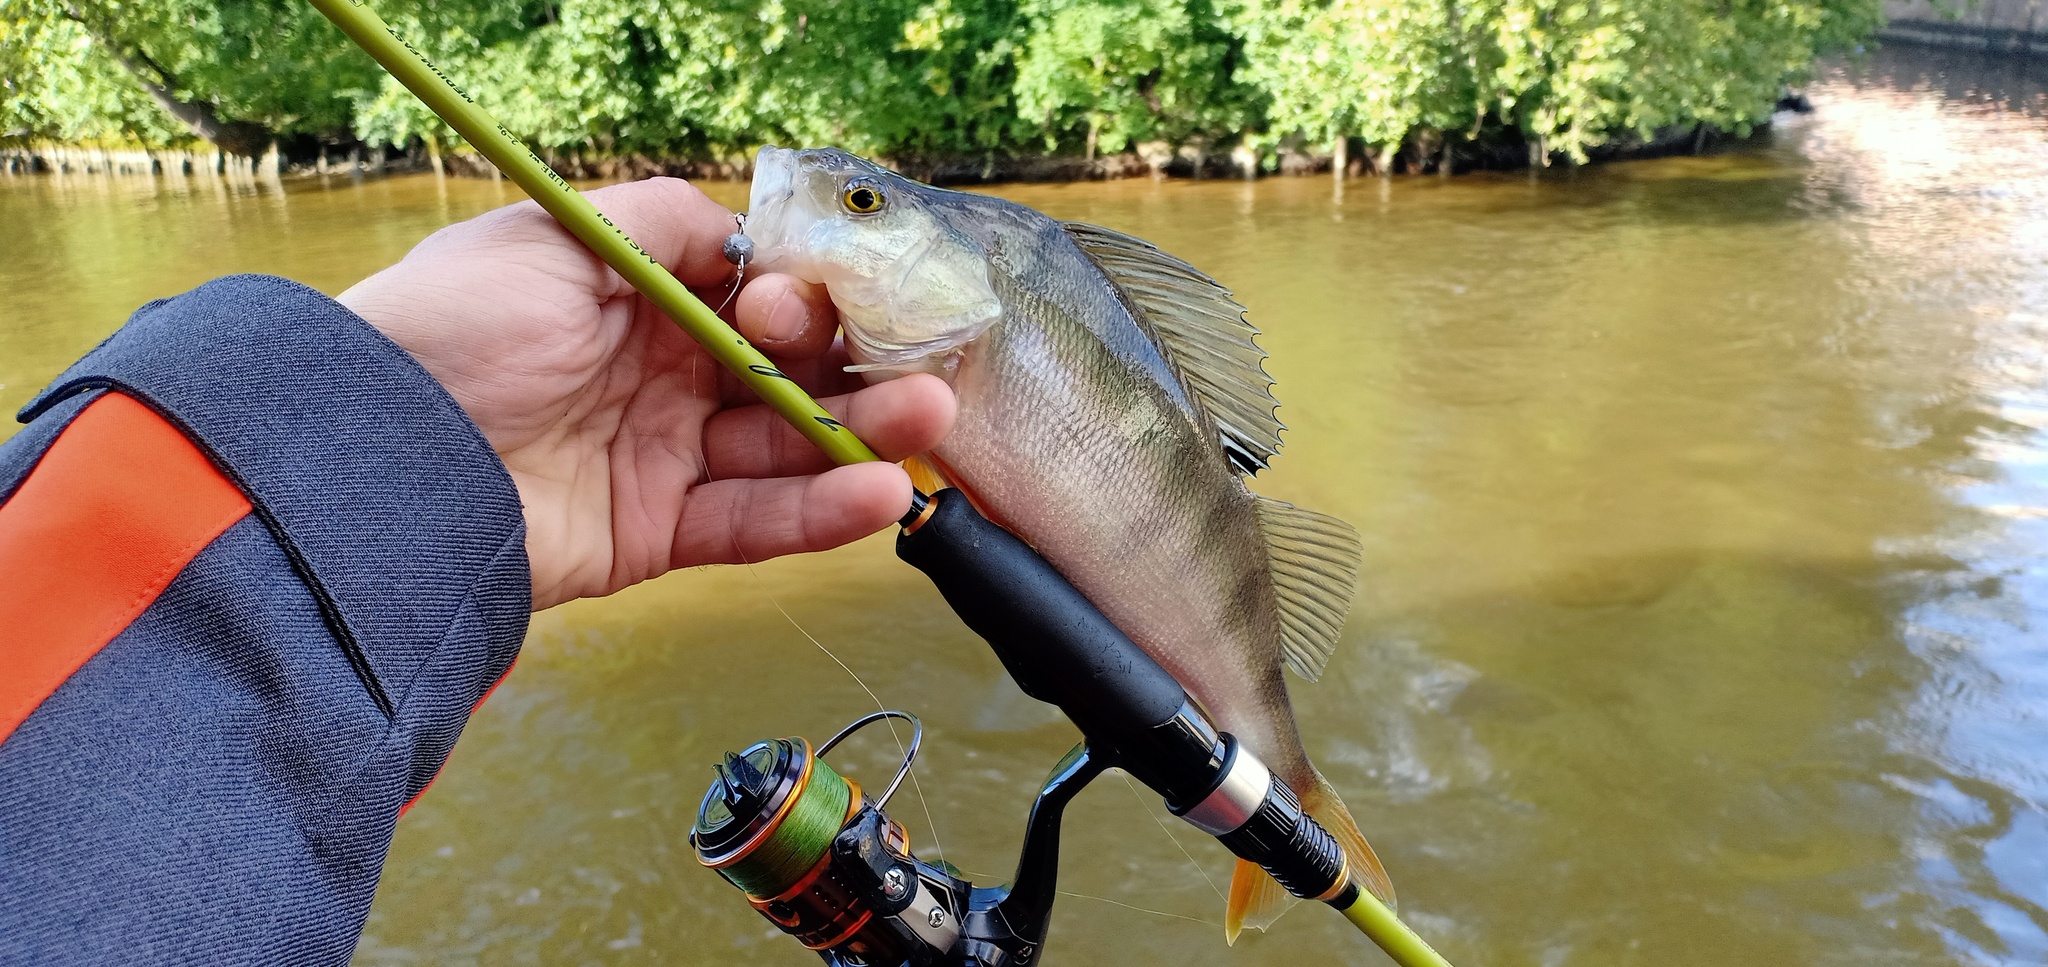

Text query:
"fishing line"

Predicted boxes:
[[737, 553, 948, 862], [1116, 769, 1226, 903], [948, 864, 1222, 928], [708, 743, 853, 896], [1058, 891, 1220, 928]]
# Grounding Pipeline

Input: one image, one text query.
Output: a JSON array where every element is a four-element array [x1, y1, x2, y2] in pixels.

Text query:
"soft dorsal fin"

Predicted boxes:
[[1064, 222, 1284, 474], [1254, 497, 1362, 682]]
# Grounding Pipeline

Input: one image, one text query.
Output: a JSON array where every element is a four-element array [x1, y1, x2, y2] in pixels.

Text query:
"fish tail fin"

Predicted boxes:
[[1224, 859, 1292, 945], [1303, 772, 1396, 911], [1222, 773, 1395, 944]]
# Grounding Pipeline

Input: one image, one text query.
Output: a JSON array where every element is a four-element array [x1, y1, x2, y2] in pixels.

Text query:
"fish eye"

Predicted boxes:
[[842, 181, 886, 215]]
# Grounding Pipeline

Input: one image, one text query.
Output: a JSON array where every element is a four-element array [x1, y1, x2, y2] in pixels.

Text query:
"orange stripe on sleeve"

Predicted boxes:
[[0, 392, 252, 745]]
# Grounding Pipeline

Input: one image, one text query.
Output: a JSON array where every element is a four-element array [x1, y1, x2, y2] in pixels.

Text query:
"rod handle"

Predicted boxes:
[[895, 491, 1189, 736]]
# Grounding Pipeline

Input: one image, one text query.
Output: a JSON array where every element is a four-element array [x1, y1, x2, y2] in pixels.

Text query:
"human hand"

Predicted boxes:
[[338, 178, 954, 611]]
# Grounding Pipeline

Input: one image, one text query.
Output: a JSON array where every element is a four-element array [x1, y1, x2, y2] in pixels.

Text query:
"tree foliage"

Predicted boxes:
[[1, 0, 1881, 168], [2, 0, 196, 144], [1232, 0, 1881, 163], [1013, 0, 1253, 156]]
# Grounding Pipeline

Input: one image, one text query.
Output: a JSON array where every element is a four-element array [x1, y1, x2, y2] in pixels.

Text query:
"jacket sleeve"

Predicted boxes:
[[0, 275, 531, 965]]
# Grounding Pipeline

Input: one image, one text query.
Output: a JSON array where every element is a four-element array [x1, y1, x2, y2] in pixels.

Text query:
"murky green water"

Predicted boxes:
[[5, 45, 2047, 966]]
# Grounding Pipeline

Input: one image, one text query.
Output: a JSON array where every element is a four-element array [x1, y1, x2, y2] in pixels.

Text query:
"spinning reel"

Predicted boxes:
[[692, 711, 1097, 967]]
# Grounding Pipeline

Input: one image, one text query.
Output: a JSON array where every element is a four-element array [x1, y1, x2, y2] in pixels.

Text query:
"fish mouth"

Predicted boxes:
[[744, 146, 801, 270]]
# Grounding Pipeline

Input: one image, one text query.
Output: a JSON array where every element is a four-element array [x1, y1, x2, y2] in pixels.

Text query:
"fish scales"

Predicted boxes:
[[956, 268, 1307, 783]]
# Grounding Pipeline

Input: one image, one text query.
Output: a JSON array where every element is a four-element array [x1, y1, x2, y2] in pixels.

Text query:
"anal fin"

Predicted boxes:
[[1222, 774, 1395, 943], [1225, 859, 1294, 945], [1304, 773, 1395, 910]]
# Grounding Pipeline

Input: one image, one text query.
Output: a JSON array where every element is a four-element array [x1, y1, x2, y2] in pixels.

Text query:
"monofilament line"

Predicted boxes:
[[741, 557, 947, 862], [946, 865, 1220, 928], [1117, 769, 1226, 903], [1060, 890, 1219, 927]]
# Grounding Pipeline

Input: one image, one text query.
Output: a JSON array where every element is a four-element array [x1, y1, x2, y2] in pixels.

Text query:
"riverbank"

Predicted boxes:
[[1880, 0, 2048, 55], [4, 115, 1784, 187]]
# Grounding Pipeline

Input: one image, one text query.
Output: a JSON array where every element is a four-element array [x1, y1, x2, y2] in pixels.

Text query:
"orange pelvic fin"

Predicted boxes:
[[901, 454, 954, 497], [900, 453, 951, 494], [901, 453, 1020, 531]]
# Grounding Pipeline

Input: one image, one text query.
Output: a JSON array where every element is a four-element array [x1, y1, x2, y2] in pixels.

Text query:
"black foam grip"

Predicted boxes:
[[895, 491, 1239, 806], [897, 492, 1190, 736]]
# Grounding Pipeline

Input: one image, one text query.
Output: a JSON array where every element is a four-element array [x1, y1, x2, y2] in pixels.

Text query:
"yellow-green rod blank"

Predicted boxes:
[[1336, 885, 1457, 967], [307, 0, 879, 467]]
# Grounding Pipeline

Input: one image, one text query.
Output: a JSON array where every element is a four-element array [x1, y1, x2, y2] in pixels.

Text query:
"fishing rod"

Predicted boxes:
[[307, 3, 1453, 964]]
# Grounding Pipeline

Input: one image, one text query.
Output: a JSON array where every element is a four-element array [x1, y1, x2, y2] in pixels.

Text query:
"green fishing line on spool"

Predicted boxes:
[[699, 739, 854, 898]]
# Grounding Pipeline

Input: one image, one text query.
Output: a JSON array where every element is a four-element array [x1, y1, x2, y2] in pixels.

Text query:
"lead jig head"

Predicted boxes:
[[715, 212, 751, 315], [721, 223, 754, 266]]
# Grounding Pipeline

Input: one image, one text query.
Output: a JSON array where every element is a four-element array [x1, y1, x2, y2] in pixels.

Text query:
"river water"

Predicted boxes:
[[3, 44, 2045, 966]]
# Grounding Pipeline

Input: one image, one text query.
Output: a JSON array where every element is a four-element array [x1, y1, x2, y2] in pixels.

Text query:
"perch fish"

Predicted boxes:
[[744, 146, 1391, 939]]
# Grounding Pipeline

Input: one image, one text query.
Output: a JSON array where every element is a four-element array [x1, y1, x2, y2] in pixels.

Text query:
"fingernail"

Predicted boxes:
[[765, 290, 808, 342]]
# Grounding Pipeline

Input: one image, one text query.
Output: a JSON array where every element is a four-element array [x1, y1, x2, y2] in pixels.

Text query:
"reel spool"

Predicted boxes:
[[692, 712, 934, 965]]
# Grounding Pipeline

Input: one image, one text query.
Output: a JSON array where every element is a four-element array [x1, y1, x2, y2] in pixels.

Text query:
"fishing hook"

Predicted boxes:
[[715, 211, 751, 316]]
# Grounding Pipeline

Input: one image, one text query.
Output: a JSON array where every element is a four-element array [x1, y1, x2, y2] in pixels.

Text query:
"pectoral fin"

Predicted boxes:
[[1255, 497, 1363, 682]]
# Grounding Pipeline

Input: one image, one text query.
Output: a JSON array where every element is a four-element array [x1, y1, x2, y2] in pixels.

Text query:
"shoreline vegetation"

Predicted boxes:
[[0, 109, 1798, 185], [3, 0, 1878, 184]]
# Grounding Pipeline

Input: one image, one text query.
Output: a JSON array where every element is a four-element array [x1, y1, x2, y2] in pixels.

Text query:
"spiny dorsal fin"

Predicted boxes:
[[1063, 222, 1284, 475], [1254, 497, 1362, 682]]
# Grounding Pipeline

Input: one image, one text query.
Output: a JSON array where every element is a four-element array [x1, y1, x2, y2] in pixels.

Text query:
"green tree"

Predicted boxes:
[[1231, 0, 1478, 168], [1, 0, 188, 145], [349, 0, 549, 154], [1012, 0, 1252, 159], [3, 0, 1884, 173], [2, 0, 376, 153], [1233, 0, 1880, 170], [1479, 0, 1878, 162]]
